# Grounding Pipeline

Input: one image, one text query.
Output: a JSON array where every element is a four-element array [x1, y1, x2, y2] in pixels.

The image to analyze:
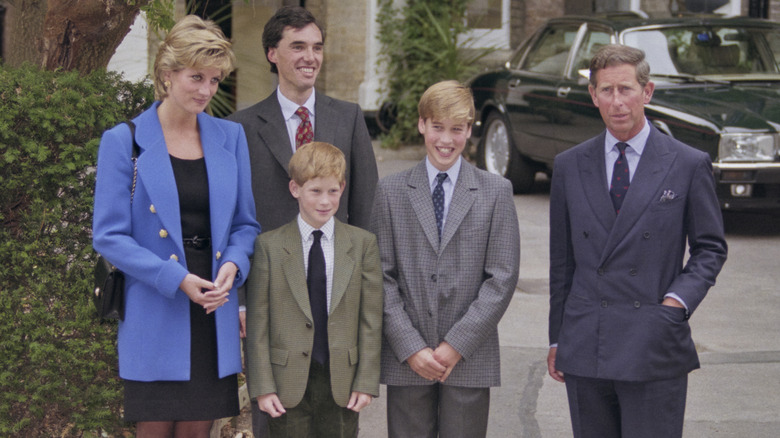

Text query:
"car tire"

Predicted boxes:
[[478, 111, 536, 193]]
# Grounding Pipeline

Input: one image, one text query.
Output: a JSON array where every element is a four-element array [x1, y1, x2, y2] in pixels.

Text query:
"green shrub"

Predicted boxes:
[[376, 0, 494, 148], [0, 64, 154, 436]]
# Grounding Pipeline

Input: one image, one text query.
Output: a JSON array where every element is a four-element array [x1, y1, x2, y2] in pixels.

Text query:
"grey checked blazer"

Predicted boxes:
[[371, 159, 520, 387]]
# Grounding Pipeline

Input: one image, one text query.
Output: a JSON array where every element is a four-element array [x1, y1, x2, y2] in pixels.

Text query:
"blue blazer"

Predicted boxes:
[[92, 102, 260, 381], [548, 125, 727, 382]]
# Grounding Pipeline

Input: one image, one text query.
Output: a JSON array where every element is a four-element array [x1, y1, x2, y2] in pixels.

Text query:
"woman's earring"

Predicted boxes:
[[164, 81, 171, 89]]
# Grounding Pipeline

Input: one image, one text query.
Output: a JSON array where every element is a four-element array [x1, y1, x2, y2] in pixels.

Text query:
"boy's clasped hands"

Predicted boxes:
[[408, 341, 462, 382]]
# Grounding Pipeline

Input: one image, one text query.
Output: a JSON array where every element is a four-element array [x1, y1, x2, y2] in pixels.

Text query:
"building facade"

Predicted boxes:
[[100, 0, 777, 117]]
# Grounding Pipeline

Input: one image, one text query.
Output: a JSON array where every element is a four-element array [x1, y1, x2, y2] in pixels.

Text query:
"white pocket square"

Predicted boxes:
[[659, 190, 677, 202]]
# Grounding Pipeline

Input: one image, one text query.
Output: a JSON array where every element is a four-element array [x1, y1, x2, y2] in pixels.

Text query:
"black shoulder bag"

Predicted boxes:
[[93, 121, 139, 321]]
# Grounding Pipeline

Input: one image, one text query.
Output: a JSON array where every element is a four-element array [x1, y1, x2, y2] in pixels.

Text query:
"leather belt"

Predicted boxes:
[[182, 235, 211, 250]]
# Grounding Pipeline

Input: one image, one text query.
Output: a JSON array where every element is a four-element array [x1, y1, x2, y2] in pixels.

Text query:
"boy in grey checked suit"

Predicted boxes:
[[370, 81, 521, 437]]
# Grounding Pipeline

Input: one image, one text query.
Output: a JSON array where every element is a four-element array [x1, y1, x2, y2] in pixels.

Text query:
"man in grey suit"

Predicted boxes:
[[227, 6, 377, 436], [371, 80, 520, 438], [547, 45, 727, 438]]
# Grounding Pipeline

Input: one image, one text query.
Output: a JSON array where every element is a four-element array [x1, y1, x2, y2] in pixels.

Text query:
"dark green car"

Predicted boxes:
[[470, 13, 780, 210]]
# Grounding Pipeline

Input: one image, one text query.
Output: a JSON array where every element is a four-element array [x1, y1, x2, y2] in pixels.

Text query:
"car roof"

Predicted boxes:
[[546, 13, 780, 32]]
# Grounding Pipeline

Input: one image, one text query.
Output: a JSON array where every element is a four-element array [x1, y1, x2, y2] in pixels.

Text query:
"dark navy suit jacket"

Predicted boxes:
[[549, 125, 727, 381]]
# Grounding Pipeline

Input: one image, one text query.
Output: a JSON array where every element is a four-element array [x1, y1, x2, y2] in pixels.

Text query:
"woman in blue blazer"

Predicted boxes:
[[92, 16, 260, 437]]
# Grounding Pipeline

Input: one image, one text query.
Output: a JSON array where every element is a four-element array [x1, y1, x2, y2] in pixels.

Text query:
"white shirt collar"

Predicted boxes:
[[425, 156, 462, 189], [297, 214, 334, 242], [605, 118, 651, 155], [277, 86, 316, 122]]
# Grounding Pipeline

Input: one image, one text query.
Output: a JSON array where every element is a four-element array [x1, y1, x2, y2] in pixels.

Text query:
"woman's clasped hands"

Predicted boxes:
[[179, 262, 238, 313]]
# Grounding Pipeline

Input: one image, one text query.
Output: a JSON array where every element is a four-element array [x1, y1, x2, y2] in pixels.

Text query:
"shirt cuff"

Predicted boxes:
[[239, 305, 246, 313], [664, 293, 690, 319], [664, 293, 688, 310]]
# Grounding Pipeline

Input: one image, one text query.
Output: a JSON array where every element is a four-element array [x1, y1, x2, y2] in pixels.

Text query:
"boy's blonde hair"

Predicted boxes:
[[289, 142, 346, 186], [153, 15, 236, 100], [418, 80, 475, 125]]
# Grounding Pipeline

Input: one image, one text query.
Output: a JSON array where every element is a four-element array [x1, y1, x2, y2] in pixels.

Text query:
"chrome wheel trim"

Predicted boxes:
[[484, 118, 510, 176]]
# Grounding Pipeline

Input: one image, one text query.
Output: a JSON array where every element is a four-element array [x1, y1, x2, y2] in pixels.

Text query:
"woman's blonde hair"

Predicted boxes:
[[153, 15, 236, 100]]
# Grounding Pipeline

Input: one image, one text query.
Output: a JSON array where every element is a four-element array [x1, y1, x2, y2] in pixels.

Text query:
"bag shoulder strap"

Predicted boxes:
[[124, 121, 140, 203], [124, 121, 140, 159]]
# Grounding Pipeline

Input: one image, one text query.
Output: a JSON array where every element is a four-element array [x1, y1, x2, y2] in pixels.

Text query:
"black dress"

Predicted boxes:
[[123, 156, 239, 422]]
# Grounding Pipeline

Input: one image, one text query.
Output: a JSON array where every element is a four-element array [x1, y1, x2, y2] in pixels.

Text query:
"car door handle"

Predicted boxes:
[[509, 79, 522, 88], [557, 86, 571, 98]]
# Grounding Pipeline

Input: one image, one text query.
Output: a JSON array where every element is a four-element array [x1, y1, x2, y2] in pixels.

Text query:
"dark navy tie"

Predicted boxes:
[[433, 173, 448, 239], [307, 230, 328, 364], [610, 142, 630, 214]]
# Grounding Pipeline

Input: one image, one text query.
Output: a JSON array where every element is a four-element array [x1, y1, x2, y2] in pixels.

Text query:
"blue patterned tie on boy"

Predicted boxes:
[[433, 173, 448, 239]]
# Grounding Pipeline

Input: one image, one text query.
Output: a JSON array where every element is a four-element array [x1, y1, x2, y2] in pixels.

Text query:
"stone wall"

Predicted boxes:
[[512, 0, 565, 44], [231, 1, 280, 111], [230, 0, 367, 109], [314, 0, 368, 104], [770, 0, 780, 19]]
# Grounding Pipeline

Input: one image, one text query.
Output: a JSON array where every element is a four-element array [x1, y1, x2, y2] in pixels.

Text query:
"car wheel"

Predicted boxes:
[[376, 101, 397, 133], [478, 112, 535, 193]]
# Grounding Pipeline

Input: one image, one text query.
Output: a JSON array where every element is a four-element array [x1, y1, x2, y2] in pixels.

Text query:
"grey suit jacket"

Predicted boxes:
[[227, 90, 378, 232], [371, 159, 520, 387], [244, 219, 383, 408], [549, 126, 727, 382]]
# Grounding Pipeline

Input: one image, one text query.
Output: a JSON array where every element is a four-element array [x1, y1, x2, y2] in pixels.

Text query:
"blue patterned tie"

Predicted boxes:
[[433, 173, 448, 239], [610, 142, 630, 214], [307, 230, 328, 364]]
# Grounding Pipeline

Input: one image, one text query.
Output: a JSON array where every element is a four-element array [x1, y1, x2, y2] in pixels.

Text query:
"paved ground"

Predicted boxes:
[[354, 143, 780, 437]]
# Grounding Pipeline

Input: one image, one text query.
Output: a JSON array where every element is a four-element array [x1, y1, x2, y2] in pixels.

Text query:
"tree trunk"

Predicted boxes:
[[4, 0, 150, 73]]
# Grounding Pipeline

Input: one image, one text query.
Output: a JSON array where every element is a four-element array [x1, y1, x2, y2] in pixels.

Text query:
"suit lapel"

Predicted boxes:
[[255, 92, 294, 175], [600, 128, 677, 263], [199, 113, 235, 253], [313, 92, 337, 145], [133, 103, 183, 254], [406, 161, 441, 251], [329, 220, 355, 314], [579, 133, 616, 234], [440, 161, 477, 251], [280, 222, 313, 321]]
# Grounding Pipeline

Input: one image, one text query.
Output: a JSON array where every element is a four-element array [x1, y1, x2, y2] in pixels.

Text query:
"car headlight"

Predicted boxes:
[[718, 133, 778, 162]]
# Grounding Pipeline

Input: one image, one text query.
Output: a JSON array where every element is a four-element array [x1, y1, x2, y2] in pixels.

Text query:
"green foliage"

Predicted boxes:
[[140, 0, 177, 33], [377, 0, 494, 148], [0, 64, 154, 436]]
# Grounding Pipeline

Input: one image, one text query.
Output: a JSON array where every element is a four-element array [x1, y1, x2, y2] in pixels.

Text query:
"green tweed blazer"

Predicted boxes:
[[245, 218, 383, 407]]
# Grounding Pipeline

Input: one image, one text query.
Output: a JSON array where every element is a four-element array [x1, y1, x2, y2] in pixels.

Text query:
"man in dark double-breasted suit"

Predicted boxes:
[[547, 45, 727, 438]]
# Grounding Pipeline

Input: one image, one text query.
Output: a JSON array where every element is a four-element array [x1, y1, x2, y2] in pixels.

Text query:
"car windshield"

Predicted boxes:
[[622, 26, 780, 77]]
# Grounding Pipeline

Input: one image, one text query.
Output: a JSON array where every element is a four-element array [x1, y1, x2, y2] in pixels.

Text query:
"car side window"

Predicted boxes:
[[522, 24, 581, 76], [571, 28, 612, 77], [763, 30, 780, 71]]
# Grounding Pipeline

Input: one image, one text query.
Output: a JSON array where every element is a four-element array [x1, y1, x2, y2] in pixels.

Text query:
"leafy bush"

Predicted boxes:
[[0, 64, 154, 436], [376, 0, 494, 148]]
